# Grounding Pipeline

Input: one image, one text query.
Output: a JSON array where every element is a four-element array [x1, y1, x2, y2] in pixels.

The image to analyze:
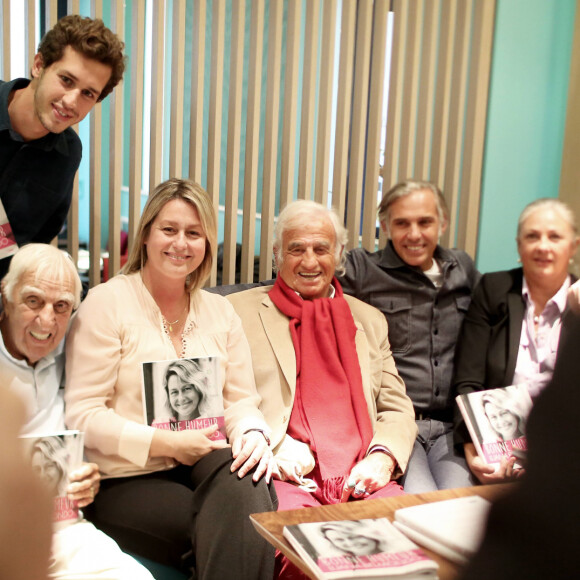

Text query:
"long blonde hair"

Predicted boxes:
[[122, 179, 217, 292]]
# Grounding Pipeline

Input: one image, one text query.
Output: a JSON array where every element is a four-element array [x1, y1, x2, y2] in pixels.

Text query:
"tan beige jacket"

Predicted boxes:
[[228, 286, 417, 477]]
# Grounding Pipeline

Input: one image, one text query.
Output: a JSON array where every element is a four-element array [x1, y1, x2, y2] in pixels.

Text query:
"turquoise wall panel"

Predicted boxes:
[[476, 0, 576, 273]]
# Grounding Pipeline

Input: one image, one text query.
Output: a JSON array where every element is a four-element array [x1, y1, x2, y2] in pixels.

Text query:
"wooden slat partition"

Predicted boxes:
[[2, 0, 496, 288], [332, 0, 358, 221], [297, 0, 320, 202], [128, 0, 145, 253], [380, 0, 407, 249], [457, 0, 496, 256], [361, 0, 389, 251], [279, 0, 302, 211], [189, 0, 207, 185], [27, 0, 36, 70], [149, 0, 165, 193], [206, 0, 226, 286], [398, 0, 422, 180], [107, 0, 124, 280], [67, 142, 80, 265], [222, 0, 246, 285], [441, 0, 471, 247], [240, 0, 265, 282], [314, 0, 338, 207], [346, 0, 373, 250], [65, 0, 80, 266], [430, 0, 457, 203], [259, 0, 284, 281], [169, 0, 186, 178], [88, 0, 103, 287], [414, 0, 439, 179]]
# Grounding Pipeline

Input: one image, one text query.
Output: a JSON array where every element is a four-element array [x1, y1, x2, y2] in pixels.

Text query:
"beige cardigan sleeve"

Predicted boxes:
[[65, 280, 158, 474]]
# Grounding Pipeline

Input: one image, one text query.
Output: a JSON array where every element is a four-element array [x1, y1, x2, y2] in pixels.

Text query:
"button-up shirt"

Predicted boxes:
[[0, 78, 82, 278], [514, 276, 571, 398], [0, 333, 66, 434], [340, 241, 480, 415]]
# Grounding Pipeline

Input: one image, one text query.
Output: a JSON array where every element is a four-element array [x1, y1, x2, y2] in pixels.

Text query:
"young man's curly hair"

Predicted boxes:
[[37, 14, 125, 102]]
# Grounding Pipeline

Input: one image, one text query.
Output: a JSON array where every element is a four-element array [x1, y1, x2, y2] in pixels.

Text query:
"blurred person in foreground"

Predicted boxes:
[[0, 386, 52, 580], [461, 308, 580, 580]]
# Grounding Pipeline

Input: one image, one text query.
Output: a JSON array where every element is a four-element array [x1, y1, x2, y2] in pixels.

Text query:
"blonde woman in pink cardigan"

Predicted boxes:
[[65, 179, 276, 580]]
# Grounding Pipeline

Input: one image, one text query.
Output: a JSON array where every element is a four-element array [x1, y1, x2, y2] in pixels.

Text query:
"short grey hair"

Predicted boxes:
[[273, 199, 348, 276], [378, 179, 448, 236], [2, 244, 82, 309], [517, 198, 577, 239]]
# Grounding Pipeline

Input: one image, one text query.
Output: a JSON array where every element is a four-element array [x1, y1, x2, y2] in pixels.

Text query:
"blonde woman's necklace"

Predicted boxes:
[[165, 316, 180, 333], [162, 304, 188, 333]]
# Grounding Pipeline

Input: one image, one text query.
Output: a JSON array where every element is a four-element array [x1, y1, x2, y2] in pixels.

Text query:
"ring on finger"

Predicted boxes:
[[354, 485, 366, 495]]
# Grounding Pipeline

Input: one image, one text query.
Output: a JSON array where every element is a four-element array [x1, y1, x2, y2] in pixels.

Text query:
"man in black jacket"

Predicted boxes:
[[0, 14, 125, 278]]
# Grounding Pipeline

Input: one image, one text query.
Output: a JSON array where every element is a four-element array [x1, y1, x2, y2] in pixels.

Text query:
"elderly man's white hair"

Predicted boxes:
[[273, 199, 348, 276], [2, 244, 82, 309]]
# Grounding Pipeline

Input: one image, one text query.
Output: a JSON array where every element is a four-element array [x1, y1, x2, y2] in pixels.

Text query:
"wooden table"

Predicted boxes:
[[251, 484, 513, 580]]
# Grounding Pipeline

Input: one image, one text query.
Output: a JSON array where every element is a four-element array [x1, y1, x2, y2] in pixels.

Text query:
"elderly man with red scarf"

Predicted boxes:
[[228, 200, 417, 579]]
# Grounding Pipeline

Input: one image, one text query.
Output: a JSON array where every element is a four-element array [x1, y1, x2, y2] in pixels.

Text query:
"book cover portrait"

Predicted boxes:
[[21, 431, 83, 522], [142, 356, 225, 438], [284, 518, 437, 578], [457, 385, 533, 466]]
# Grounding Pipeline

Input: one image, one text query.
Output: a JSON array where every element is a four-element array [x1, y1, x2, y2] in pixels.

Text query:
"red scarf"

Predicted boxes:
[[269, 276, 373, 490]]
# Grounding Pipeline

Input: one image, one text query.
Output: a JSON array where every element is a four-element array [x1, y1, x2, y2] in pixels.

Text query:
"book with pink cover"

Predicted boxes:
[[20, 430, 84, 523], [283, 518, 438, 579], [456, 384, 533, 469], [141, 356, 226, 439], [0, 199, 18, 259]]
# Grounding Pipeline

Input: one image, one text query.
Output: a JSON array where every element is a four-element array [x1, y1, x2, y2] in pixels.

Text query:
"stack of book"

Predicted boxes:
[[283, 495, 494, 578], [283, 517, 439, 579], [393, 495, 492, 565]]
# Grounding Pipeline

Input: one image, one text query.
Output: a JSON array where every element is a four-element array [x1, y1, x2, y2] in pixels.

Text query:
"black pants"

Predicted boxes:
[[84, 448, 277, 580]]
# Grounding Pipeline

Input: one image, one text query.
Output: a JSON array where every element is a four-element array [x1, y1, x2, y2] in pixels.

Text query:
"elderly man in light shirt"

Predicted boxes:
[[0, 243, 153, 580]]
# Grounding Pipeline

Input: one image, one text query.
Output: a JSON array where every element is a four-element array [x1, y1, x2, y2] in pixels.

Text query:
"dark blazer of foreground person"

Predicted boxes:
[[461, 310, 580, 580]]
